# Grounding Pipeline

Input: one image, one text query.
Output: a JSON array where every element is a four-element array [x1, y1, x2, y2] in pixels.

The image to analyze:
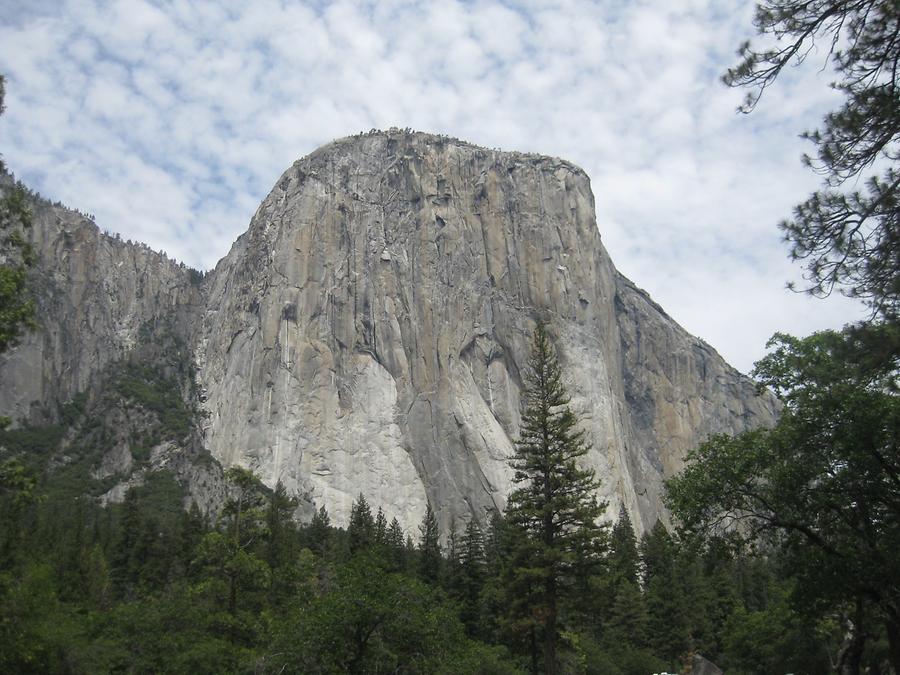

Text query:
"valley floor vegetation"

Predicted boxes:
[[3, 0, 900, 664], [0, 458, 862, 674], [1, 320, 896, 674]]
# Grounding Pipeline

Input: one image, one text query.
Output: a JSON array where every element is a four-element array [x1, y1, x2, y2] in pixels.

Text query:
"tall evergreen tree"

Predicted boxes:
[[418, 502, 441, 585], [178, 501, 205, 578], [110, 488, 143, 599], [604, 578, 648, 650], [598, 505, 645, 649], [444, 516, 462, 591], [347, 493, 374, 554], [459, 519, 487, 637], [374, 507, 387, 547], [220, 466, 267, 615], [504, 321, 607, 674], [307, 504, 330, 555], [640, 522, 690, 664], [265, 481, 298, 606], [385, 517, 406, 571], [609, 504, 639, 587], [265, 481, 297, 570]]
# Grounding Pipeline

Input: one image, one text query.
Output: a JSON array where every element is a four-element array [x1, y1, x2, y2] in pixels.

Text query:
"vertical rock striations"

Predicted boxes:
[[196, 130, 776, 534], [0, 176, 203, 421], [0, 131, 777, 534]]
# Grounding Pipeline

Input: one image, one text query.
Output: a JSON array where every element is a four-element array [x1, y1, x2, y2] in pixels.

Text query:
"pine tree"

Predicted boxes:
[[444, 516, 462, 591], [374, 507, 387, 547], [504, 322, 608, 674], [483, 510, 514, 577], [348, 493, 374, 554], [386, 516, 406, 571], [596, 504, 643, 644], [222, 467, 267, 615], [265, 481, 298, 606], [110, 488, 143, 599], [178, 501, 205, 579], [603, 578, 647, 650], [265, 481, 297, 571], [481, 511, 512, 641], [418, 502, 441, 584], [640, 522, 690, 664], [609, 504, 639, 587], [308, 504, 330, 555], [459, 519, 487, 637], [725, 1, 900, 318]]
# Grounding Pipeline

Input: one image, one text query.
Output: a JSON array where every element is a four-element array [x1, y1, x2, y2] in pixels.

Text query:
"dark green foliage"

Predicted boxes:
[[0, 181, 37, 353], [1, 287, 886, 672], [385, 515, 407, 571], [640, 523, 691, 664], [609, 504, 639, 587], [667, 326, 900, 671], [0, 447, 857, 674], [0, 456, 39, 504], [0, 79, 37, 350], [0, 563, 84, 673], [269, 552, 516, 674], [374, 506, 387, 546], [603, 579, 647, 649], [218, 466, 270, 616], [504, 322, 608, 673], [307, 503, 331, 555], [725, 0, 900, 318], [0, 457, 40, 567], [264, 481, 296, 567], [568, 632, 666, 675], [264, 481, 299, 608], [459, 518, 488, 637], [348, 492, 374, 554], [418, 501, 441, 584], [114, 361, 192, 441], [721, 580, 831, 675], [0, 423, 64, 471], [187, 267, 204, 286]]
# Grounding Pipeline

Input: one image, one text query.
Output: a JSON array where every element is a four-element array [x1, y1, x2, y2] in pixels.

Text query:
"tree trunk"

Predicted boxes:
[[545, 575, 557, 675], [838, 633, 865, 675], [838, 600, 866, 675]]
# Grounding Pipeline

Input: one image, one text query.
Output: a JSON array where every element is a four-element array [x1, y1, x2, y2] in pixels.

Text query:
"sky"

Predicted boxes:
[[0, 0, 867, 373]]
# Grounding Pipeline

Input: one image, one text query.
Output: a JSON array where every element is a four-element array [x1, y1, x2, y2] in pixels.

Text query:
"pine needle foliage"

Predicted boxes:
[[724, 0, 900, 319], [505, 321, 607, 674]]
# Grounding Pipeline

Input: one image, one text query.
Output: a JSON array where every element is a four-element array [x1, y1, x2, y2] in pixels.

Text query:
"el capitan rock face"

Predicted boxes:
[[0, 131, 777, 534]]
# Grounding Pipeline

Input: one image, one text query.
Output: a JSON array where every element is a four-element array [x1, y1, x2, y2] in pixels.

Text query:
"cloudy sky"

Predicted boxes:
[[0, 0, 865, 373]]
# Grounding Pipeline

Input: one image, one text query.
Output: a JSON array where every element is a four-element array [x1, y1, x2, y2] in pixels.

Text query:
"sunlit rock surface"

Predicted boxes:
[[0, 131, 777, 534]]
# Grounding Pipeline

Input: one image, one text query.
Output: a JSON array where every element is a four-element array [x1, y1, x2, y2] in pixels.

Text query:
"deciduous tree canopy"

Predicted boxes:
[[666, 326, 900, 671]]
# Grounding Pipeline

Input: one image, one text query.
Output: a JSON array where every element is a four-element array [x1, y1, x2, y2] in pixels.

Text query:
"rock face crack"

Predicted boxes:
[[0, 131, 778, 536]]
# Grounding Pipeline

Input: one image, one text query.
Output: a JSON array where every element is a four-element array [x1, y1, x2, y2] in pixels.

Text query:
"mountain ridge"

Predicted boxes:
[[0, 129, 778, 535]]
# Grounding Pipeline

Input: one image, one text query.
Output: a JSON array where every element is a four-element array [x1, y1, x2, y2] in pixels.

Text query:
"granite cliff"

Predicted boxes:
[[0, 131, 777, 534]]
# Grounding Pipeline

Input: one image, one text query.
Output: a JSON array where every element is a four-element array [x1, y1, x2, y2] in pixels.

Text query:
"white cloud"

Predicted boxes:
[[0, 0, 867, 373]]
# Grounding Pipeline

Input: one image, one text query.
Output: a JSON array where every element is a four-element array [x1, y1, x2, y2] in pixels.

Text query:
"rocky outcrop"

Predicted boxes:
[[689, 653, 724, 675], [0, 131, 778, 535], [0, 176, 203, 421], [195, 130, 777, 534]]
